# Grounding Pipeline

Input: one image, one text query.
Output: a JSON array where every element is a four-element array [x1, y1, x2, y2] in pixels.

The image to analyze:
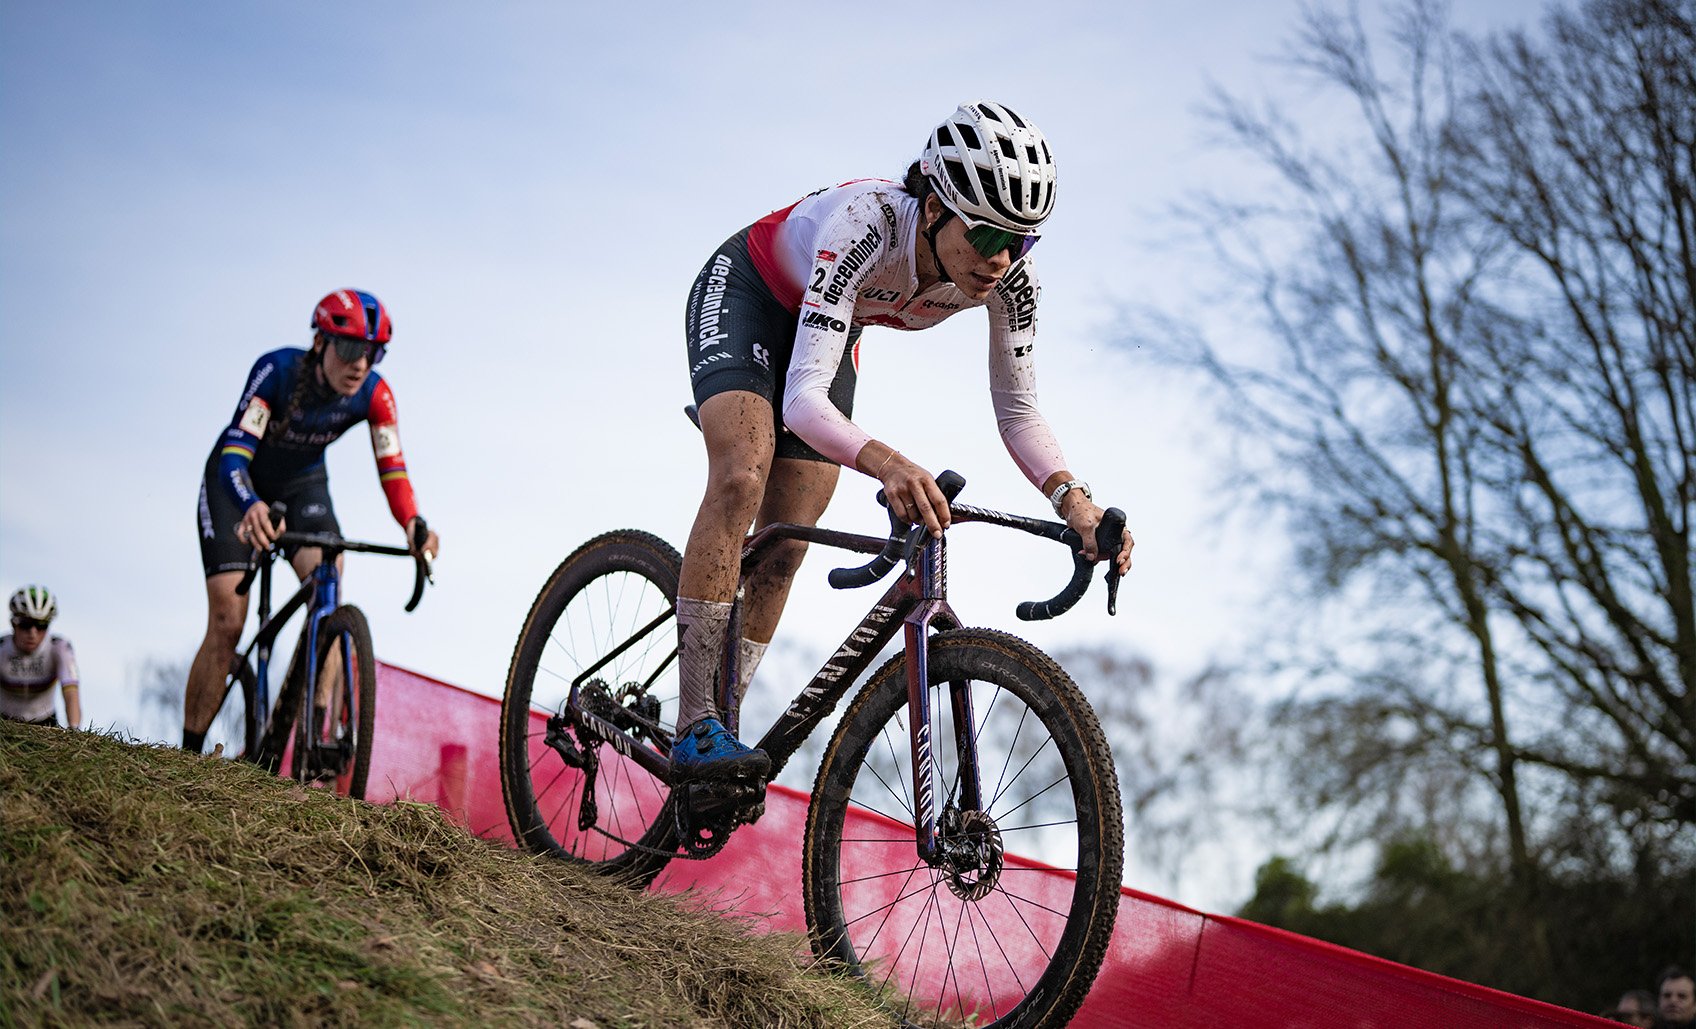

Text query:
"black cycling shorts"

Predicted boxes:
[[684, 227, 859, 463], [197, 451, 341, 577]]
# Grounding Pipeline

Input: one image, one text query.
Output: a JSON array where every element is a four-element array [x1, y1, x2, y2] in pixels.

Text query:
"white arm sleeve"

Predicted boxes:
[[987, 260, 1068, 487], [780, 198, 894, 467]]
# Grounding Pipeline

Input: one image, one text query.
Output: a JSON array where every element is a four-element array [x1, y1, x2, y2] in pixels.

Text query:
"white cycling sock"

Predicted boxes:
[[675, 597, 732, 731], [734, 637, 768, 709]]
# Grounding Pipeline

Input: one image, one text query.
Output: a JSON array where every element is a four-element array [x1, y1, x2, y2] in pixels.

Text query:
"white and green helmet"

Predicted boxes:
[[920, 100, 1058, 234], [9, 585, 57, 623]]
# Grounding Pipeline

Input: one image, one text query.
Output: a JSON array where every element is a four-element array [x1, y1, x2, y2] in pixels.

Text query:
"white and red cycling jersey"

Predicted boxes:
[[1, 634, 79, 722], [747, 178, 1066, 487]]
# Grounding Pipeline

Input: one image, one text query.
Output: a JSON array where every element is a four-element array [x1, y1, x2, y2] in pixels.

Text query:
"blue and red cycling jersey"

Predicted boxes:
[[214, 347, 418, 526]]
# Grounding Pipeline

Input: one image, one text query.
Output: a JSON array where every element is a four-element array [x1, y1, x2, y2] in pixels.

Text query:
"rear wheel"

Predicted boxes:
[[500, 530, 683, 885], [290, 605, 377, 799], [803, 628, 1124, 1029]]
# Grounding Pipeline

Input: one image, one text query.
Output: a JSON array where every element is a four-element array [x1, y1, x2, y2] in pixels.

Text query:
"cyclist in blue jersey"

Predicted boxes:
[[182, 289, 440, 754], [672, 101, 1135, 781]]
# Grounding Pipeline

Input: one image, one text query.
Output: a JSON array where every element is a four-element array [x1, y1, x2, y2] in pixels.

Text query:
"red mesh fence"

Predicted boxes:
[[363, 661, 1614, 1028]]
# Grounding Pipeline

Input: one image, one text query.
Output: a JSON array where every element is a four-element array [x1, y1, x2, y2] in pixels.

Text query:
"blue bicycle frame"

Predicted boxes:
[[242, 552, 346, 748]]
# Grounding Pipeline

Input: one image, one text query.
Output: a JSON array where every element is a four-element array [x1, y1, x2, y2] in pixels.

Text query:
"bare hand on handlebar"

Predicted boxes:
[[236, 500, 285, 551], [1058, 494, 1134, 577], [860, 443, 951, 538]]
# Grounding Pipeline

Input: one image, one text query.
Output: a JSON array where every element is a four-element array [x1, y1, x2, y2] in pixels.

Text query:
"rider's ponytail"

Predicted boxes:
[[902, 160, 929, 200], [265, 338, 326, 447]]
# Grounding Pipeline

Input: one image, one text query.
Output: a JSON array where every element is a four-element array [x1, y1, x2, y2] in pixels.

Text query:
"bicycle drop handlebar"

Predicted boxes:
[[827, 469, 1126, 620], [233, 502, 435, 612], [826, 470, 967, 591]]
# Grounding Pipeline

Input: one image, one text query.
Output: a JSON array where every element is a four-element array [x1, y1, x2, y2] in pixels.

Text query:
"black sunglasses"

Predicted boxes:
[[328, 335, 386, 365], [11, 617, 49, 632]]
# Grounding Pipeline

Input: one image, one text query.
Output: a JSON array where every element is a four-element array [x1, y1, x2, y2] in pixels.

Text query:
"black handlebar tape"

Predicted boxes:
[[404, 516, 431, 612], [828, 529, 912, 589], [830, 469, 968, 589], [1016, 526, 1094, 621], [1017, 507, 1128, 622]]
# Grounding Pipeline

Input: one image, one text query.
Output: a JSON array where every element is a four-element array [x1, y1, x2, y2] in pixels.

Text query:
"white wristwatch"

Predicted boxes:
[[1048, 479, 1092, 516]]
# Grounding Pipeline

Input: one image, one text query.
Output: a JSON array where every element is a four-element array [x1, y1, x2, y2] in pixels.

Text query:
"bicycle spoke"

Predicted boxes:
[[805, 630, 1122, 1028], [501, 532, 683, 880]]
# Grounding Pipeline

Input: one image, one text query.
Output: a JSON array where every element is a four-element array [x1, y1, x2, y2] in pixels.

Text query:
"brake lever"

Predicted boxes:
[[412, 516, 436, 585], [1096, 508, 1126, 616]]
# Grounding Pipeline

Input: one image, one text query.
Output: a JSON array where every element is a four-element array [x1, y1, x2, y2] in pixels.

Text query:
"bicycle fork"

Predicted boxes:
[[902, 534, 984, 869]]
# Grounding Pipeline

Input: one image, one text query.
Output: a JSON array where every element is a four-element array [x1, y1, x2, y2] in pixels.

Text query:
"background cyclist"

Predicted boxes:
[[673, 100, 1134, 781], [2, 585, 81, 728], [182, 289, 440, 755]]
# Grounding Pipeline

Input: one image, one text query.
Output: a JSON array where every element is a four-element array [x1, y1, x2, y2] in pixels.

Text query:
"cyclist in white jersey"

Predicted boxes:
[[673, 100, 1134, 781], [1, 585, 81, 728]]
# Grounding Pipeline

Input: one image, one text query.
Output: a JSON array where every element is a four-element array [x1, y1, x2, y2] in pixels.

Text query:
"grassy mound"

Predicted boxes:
[[0, 722, 893, 1027]]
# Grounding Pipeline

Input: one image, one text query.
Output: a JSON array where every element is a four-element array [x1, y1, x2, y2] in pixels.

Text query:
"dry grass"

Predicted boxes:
[[0, 722, 895, 1028]]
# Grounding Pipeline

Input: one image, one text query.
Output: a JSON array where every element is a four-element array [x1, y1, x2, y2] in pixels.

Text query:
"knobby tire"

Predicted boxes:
[[289, 605, 377, 800], [500, 530, 683, 885], [802, 628, 1124, 1029]]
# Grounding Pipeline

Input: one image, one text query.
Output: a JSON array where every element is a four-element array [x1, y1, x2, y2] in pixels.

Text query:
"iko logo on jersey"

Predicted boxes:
[[802, 310, 848, 333], [994, 264, 1038, 333], [821, 225, 883, 306]]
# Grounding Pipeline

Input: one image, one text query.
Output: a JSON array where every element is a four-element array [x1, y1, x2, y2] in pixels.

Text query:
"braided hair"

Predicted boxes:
[[263, 336, 328, 447]]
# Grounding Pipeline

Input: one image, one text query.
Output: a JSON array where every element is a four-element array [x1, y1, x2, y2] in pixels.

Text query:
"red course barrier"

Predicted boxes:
[[364, 661, 1614, 1028]]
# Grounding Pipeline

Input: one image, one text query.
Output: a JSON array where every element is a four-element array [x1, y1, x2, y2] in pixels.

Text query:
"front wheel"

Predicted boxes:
[[500, 530, 683, 885], [803, 628, 1124, 1029], [290, 605, 377, 800], [212, 657, 259, 761]]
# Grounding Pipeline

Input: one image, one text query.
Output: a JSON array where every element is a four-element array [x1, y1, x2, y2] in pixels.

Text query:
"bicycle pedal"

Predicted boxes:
[[673, 778, 767, 858]]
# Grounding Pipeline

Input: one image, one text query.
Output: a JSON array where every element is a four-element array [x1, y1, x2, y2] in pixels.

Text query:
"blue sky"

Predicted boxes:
[[0, 0, 1545, 907]]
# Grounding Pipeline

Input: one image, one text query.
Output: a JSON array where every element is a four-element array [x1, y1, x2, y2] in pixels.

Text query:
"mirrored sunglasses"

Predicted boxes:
[[329, 335, 386, 365], [964, 224, 1039, 261]]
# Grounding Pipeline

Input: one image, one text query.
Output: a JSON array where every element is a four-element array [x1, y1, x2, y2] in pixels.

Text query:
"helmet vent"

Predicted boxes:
[[947, 159, 976, 198]]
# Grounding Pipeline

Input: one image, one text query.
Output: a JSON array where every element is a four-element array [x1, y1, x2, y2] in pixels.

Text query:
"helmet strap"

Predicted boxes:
[[923, 202, 954, 285]]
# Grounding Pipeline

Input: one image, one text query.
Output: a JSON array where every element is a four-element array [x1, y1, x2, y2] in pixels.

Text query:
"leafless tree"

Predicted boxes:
[[1132, 0, 1693, 907]]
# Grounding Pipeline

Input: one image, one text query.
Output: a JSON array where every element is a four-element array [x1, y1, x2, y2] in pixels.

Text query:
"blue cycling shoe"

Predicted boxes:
[[670, 717, 771, 783]]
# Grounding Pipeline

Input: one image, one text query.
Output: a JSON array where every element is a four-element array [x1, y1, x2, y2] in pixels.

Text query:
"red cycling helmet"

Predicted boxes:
[[310, 289, 393, 343]]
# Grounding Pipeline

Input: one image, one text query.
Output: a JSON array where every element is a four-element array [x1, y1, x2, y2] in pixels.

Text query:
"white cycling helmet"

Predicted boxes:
[[920, 100, 1057, 233], [9, 585, 57, 624]]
